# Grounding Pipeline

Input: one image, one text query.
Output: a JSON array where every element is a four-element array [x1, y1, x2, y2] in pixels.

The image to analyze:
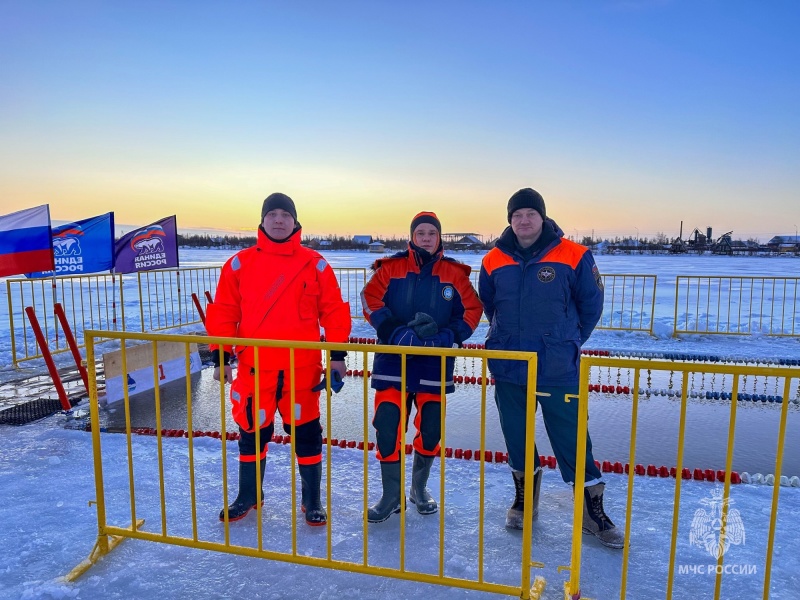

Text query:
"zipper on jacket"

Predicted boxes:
[[406, 272, 417, 316], [428, 269, 440, 312]]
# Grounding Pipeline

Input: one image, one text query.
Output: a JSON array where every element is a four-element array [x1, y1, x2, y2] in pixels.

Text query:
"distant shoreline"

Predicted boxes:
[[177, 244, 800, 258]]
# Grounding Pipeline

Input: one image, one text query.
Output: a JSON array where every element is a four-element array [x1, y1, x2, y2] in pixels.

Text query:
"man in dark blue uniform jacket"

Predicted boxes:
[[362, 211, 483, 523], [479, 188, 624, 549]]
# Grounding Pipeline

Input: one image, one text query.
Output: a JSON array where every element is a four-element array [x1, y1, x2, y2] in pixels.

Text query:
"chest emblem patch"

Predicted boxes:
[[537, 266, 556, 283], [442, 286, 454, 300]]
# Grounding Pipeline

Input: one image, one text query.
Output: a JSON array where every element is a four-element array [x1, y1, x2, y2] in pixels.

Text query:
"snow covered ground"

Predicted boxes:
[[1, 417, 798, 600], [1, 249, 799, 599]]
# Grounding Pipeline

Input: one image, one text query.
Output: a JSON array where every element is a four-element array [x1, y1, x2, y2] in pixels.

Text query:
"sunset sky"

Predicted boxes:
[[2, 1, 798, 241]]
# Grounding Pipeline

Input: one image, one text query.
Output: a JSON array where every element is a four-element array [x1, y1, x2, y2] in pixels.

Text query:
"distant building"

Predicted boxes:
[[726, 240, 756, 255], [368, 241, 386, 253], [441, 232, 484, 251], [319, 240, 333, 249], [766, 235, 800, 251], [353, 235, 373, 246], [453, 234, 484, 250], [442, 232, 483, 244]]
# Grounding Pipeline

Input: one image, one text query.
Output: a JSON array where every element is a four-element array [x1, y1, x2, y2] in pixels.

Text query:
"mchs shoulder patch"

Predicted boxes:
[[592, 264, 604, 290]]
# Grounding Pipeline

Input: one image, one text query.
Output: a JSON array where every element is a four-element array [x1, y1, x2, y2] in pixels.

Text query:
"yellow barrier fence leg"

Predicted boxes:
[[63, 518, 145, 582]]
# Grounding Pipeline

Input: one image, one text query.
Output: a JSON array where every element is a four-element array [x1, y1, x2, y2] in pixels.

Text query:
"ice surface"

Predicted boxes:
[[2, 249, 799, 599]]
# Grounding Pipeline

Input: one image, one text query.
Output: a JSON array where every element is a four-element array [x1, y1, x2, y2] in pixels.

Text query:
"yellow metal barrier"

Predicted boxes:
[[598, 274, 656, 334], [567, 356, 798, 599], [332, 267, 368, 320], [6, 273, 125, 367], [674, 275, 800, 337], [6, 265, 420, 365], [471, 269, 657, 332], [137, 266, 220, 332], [76, 330, 547, 598]]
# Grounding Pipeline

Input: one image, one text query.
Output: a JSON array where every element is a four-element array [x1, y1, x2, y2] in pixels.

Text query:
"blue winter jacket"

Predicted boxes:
[[478, 221, 604, 387], [361, 245, 483, 394]]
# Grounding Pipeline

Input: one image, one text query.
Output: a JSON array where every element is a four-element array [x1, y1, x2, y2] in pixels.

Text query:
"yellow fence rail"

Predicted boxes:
[[568, 356, 798, 599], [6, 273, 125, 367], [674, 275, 800, 337], [137, 266, 221, 332], [76, 330, 547, 598], [598, 274, 657, 334], [333, 267, 369, 320], [470, 269, 656, 332], [7, 269, 798, 367]]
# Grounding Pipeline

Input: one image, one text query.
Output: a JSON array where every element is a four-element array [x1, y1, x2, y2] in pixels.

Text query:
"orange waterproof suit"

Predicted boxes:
[[206, 227, 351, 463]]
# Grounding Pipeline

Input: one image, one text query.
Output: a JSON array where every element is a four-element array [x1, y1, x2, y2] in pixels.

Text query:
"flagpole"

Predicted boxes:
[[112, 268, 119, 332], [51, 273, 59, 350]]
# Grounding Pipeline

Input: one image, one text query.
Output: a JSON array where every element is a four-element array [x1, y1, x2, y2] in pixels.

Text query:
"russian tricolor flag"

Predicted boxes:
[[0, 205, 55, 278]]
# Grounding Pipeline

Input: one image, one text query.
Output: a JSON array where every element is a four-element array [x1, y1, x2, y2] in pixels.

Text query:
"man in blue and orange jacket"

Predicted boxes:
[[361, 211, 482, 523], [206, 193, 351, 526], [479, 188, 624, 549]]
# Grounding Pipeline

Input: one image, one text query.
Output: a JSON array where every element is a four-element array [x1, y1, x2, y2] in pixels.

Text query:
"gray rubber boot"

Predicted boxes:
[[582, 482, 625, 549], [368, 461, 404, 523], [219, 459, 266, 522], [505, 468, 542, 529], [408, 452, 439, 515], [299, 462, 327, 526], [409, 452, 438, 515]]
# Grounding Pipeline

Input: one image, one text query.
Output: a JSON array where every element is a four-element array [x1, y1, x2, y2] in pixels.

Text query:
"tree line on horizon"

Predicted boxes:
[[174, 231, 767, 251], [175, 233, 415, 250]]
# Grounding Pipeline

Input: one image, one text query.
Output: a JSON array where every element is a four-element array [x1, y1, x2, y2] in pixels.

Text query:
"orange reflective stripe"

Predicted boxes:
[[540, 239, 587, 269], [296, 454, 321, 465], [482, 247, 517, 276], [240, 448, 268, 462]]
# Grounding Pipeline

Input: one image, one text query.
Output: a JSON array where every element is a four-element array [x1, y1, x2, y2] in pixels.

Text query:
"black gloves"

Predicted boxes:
[[408, 312, 438, 338], [211, 350, 231, 368]]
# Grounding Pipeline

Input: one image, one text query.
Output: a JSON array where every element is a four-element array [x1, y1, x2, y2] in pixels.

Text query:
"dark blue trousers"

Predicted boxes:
[[494, 381, 603, 486]]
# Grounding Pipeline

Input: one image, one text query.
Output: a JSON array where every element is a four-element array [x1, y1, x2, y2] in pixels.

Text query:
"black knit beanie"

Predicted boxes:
[[507, 188, 546, 223], [261, 192, 297, 221], [409, 211, 442, 237]]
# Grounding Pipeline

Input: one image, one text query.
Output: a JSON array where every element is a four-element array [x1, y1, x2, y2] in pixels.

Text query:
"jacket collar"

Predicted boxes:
[[372, 243, 442, 273], [408, 240, 443, 269], [496, 218, 563, 261], [257, 225, 303, 255]]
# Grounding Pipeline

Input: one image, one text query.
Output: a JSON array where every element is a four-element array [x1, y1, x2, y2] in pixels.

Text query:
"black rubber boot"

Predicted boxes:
[[219, 459, 266, 522], [409, 452, 437, 515], [299, 462, 327, 526], [505, 468, 541, 529], [368, 461, 404, 523]]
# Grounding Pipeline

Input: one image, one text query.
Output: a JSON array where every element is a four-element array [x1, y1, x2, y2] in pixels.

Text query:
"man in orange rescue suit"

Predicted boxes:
[[206, 193, 351, 526], [361, 211, 482, 523], [479, 188, 624, 549]]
